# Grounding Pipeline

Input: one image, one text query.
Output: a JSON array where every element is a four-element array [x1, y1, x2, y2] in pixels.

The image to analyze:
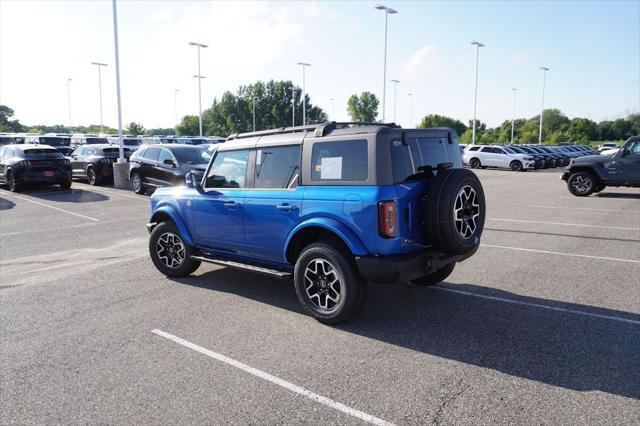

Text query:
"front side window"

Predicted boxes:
[[254, 145, 301, 188], [626, 140, 640, 155], [145, 147, 160, 161], [158, 149, 174, 164], [205, 149, 249, 188], [311, 139, 367, 182]]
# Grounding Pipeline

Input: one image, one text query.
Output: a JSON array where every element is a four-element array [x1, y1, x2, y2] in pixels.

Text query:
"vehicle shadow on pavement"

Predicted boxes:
[[176, 269, 640, 400], [21, 188, 110, 203], [484, 227, 640, 244], [0, 197, 16, 210], [595, 192, 640, 199]]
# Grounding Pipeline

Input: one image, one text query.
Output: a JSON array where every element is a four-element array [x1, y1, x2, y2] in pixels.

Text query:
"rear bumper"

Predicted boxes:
[[355, 245, 479, 284]]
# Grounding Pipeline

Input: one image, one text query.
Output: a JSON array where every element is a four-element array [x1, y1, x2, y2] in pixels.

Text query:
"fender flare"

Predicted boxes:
[[149, 205, 194, 246], [283, 217, 368, 261]]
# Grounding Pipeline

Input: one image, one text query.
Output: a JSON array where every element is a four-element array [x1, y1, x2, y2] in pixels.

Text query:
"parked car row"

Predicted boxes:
[[462, 144, 599, 171]]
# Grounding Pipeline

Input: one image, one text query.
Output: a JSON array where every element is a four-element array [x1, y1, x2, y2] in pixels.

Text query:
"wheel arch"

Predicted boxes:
[[284, 218, 368, 264], [569, 166, 604, 183], [149, 206, 194, 246]]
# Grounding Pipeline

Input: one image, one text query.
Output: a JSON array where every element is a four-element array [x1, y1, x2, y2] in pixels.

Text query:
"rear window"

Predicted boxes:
[[311, 139, 368, 182], [86, 137, 108, 144], [391, 136, 456, 183], [23, 149, 64, 159], [40, 137, 70, 146]]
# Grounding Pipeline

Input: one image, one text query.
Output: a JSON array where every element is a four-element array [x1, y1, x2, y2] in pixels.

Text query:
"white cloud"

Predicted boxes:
[[398, 45, 441, 80]]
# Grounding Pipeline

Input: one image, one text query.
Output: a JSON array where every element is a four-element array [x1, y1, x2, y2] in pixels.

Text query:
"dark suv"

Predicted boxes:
[[562, 136, 640, 196], [0, 144, 72, 192], [129, 144, 212, 194], [146, 123, 486, 324], [69, 144, 133, 185]]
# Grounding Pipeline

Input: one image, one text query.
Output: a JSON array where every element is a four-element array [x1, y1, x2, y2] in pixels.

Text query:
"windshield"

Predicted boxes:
[[172, 148, 212, 165], [40, 137, 70, 146], [502, 146, 516, 154], [23, 149, 64, 159], [123, 138, 141, 146]]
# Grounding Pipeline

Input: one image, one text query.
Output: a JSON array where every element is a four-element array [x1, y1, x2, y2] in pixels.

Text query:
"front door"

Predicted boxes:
[[616, 139, 640, 183], [243, 145, 303, 262], [190, 149, 250, 254]]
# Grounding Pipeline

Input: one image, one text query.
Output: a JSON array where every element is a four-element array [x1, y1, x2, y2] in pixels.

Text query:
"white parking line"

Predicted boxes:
[[1, 192, 99, 221], [151, 329, 394, 426], [74, 184, 148, 201], [491, 218, 639, 231], [529, 205, 633, 213], [481, 243, 640, 264], [430, 286, 640, 325]]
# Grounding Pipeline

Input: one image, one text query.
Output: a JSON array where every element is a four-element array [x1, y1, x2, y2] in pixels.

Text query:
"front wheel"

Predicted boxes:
[[149, 222, 201, 277], [410, 263, 455, 286], [510, 160, 523, 172], [293, 242, 366, 324], [7, 172, 21, 192], [87, 167, 98, 186], [567, 171, 596, 197], [131, 172, 144, 194]]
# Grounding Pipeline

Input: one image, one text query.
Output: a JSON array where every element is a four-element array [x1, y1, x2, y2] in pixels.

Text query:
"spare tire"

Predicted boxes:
[[423, 168, 485, 255]]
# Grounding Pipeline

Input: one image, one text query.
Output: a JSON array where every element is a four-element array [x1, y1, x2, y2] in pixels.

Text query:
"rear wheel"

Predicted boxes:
[[469, 158, 481, 169], [293, 241, 366, 324], [7, 171, 20, 192], [510, 160, 523, 172], [567, 171, 596, 197], [149, 222, 201, 277], [87, 167, 98, 186], [410, 263, 455, 286], [131, 172, 144, 194], [60, 179, 72, 190]]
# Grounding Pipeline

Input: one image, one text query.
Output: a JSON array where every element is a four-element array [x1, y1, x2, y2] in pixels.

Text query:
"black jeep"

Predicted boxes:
[[561, 136, 640, 196]]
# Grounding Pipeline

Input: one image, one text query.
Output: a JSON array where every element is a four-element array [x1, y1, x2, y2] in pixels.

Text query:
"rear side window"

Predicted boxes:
[[311, 139, 367, 182], [255, 145, 301, 189], [145, 147, 160, 161], [206, 149, 249, 188]]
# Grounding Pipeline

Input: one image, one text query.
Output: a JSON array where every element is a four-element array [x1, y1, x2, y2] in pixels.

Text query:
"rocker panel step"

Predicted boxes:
[[191, 255, 292, 278]]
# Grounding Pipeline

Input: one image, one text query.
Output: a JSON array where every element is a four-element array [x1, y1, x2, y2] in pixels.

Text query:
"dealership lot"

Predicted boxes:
[[1, 169, 639, 424]]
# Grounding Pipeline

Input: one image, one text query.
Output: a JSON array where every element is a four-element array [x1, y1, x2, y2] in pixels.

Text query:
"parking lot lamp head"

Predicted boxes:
[[538, 67, 550, 145], [375, 5, 398, 123], [470, 41, 484, 145], [297, 62, 311, 125]]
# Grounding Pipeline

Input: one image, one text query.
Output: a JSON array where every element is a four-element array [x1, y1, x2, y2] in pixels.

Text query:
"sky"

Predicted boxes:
[[0, 0, 638, 130]]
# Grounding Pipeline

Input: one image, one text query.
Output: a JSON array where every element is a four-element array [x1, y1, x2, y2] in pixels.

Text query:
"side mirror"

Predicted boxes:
[[163, 158, 176, 167], [185, 172, 203, 190]]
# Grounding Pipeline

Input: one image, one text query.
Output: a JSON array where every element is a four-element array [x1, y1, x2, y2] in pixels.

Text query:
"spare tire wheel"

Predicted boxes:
[[423, 169, 485, 255]]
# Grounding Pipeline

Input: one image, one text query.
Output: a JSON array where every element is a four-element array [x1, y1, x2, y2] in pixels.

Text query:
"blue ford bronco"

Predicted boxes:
[[147, 122, 486, 324]]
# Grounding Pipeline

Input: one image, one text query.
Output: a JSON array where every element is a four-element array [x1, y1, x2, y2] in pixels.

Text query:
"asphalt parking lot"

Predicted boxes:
[[1, 169, 639, 425]]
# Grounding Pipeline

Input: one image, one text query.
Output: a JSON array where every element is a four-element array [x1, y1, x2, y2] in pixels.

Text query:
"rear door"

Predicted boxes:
[[70, 147, 84, 176], [243, 145, 303, 262]]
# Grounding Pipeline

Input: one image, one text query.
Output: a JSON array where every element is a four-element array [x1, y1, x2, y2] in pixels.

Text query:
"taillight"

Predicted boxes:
[[378, 200, 397, 238]]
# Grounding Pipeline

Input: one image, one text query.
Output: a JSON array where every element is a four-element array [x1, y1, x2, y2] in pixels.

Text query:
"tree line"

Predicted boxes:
[[2, 80, 638, 144]]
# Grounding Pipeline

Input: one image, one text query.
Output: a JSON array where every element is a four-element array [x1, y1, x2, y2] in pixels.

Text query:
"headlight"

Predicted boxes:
[[525, 157, 534, 161]]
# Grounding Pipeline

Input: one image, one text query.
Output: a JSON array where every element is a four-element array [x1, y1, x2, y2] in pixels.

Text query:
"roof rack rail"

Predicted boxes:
[[226, 121, 401, 141]]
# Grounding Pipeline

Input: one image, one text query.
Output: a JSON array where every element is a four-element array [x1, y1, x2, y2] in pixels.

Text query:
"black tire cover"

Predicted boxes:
[[423, 168, 486, 255]]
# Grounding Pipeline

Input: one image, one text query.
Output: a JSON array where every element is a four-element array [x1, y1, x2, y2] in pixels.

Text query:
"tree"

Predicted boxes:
[[347, 92, 379, 122], [176, 115, 200, 136], [0, 105, 23, 132], [566, 118, 597, 143], [418, 114, 467, 136], [125, 122, 145, 135], [147, 127, 176, 136]]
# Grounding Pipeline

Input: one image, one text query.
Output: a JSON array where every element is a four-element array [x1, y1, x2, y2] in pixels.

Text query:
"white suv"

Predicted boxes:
[[463, 145, 536, 171]]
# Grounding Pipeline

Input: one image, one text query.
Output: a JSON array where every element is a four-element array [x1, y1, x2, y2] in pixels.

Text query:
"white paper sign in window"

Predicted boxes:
[[321, 156, 342, 179]]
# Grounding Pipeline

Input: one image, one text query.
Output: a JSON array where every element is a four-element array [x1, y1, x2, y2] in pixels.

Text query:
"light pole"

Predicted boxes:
[[375, 4, 398, 123], [111, 0, 127, 189], [390, 79, 399, 123], [511, 88, 517, 144], [290, 87, 296, 127], [470, 40, 484, 145], [408, 92, 413, 127], [252, 96, 256, 132], [189, 42, 208, 136], [66, 78, 72, 129], [330, 97, 335, 121], [91, 62, 107, 133], [174, 89, 180, 133], [297, 62, 311, 125], [538, 67, 549, 145]]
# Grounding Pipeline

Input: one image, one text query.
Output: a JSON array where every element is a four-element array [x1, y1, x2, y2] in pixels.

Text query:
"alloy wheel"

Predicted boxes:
[[132, 174, 142, 192], [571, 174, 592, 194], [303, 258, 342, 312], [453, 185, 480, 239], [156, 232, 186, 268]]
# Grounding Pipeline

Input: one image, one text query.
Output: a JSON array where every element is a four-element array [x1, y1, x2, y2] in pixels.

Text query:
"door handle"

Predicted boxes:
[[224, 201, 239, 210], [276, 203, 297, 212]]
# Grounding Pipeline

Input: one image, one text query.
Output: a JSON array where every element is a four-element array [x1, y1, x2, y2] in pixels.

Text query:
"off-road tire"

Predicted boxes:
[[410, 263, 455, 286], [149, 222, 201, 277], [423, 169, 485, 255], [293, 241, 366, 325], [567, 171, 596, 197]]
